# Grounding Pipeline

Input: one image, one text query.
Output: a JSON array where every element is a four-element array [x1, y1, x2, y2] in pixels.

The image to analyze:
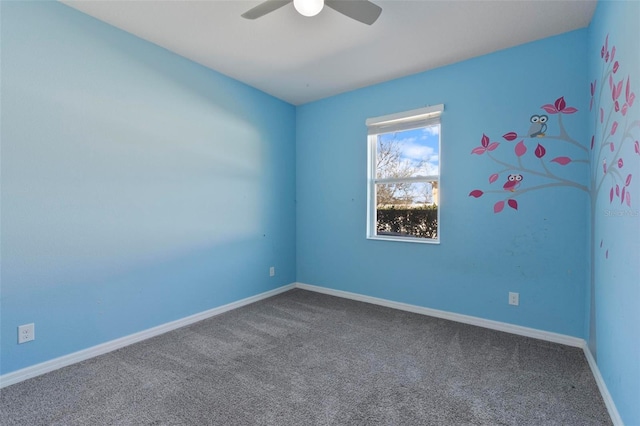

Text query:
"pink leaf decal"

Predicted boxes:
[[541, 104, 558, 114], [494, 201, 505, 213], [503, 132, 518, 141], [600, 239, 603, 248], [636, 141, 640, 154], [534, 143, 546, 158], [610, 187, 614, 203], [605, 51, 610, 62], [489, 173, 499, 184], [590, 81, 596, 96], [611, 46, 616, 62], [481, 134, 490, 148], [626, 174, 632, 186], [609, 74, 614, 92], [622, 103, 628, 116], [615, 101, 620, 112], [614, 80, 623, 100], [610, 142, 615, 152], [486, 142, 500, 151], [603, 159, 607, 174], [590, 135, 595, 150], [621, 187, 626, 205], [606, 250, 609, 259], [471, 147, 486, 155], [629, 92, 636, 107], [611, 122, 618, 135], [618, 158, 624, 168], [626, 193, 631, 207], [562, 107, 578, 114], [551, 156, 572, 165], [469, 190, 484, 198], [515, 140, 527, 157], [613, 61, 619, 73], [507, 199, 518, 210], [615, 184, 620, 196], [626, 77, 631, 101], [554, 97, 566, 111]]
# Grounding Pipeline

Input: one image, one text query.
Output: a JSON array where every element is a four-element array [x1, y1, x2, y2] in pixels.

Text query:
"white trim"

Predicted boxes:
[[367, 235, 440, 245], [366, 117, 441, 244], [0, 283, 296, 389], [375, 176, 439, 184], [582, 345, 624, 426], [294, 282, 584, 347], [366, 104, 444, 131], [366, 132, 376, 239]]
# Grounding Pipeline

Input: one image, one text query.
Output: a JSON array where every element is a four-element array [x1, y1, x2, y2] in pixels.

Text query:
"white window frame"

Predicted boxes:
[[366, 104, 443, 244]]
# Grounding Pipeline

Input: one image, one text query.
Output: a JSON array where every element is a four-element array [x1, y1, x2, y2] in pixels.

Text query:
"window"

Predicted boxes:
[[366, 105, 443, 243]]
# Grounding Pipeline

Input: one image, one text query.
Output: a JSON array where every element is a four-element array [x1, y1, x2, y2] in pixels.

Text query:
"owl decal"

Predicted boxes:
[[503, 174, 523, 192], [528, 115, 548, 138]]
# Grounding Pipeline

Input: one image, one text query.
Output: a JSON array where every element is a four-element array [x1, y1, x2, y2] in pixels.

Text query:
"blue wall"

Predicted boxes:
[[3, 3, 637, 421], [296, 30, 590, 338], [588, 1, 640, 424], [0, 2, 296, 374]]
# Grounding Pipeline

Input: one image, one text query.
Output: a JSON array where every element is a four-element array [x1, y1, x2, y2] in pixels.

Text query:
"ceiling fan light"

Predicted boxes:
[[293, 0, 324, 17]]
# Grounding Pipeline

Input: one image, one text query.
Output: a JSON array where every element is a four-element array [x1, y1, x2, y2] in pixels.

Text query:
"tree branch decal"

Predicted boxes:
[[468, 34, 639, 262], [591, 34, 639, 259], [468, 95, 589, 213]]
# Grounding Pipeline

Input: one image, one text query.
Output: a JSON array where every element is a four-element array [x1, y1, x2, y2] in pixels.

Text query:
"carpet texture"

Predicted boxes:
[[0, 289, 611, 425]]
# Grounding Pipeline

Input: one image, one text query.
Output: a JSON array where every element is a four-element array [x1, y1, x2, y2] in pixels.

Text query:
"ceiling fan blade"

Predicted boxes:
[[325, 0, 382, 25], [241, 0, 292, 20]]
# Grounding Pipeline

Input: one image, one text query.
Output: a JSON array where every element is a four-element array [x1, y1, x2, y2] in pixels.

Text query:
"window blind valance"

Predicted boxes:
[[366, 104, 444, 135]]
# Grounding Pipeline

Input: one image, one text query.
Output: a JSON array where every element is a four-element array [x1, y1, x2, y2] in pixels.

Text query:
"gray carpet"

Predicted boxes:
[[0, 289, 611, 425]]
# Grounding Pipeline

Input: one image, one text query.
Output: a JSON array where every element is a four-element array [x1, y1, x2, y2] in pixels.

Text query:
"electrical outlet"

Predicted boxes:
[[508, 292, 519, 306], [18, 323, 35, 344], [269, 266, 275, 277]]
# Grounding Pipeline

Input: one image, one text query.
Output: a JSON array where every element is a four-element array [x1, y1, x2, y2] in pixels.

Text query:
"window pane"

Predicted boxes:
[[376, 125, 440, 179], [376, 182, 438, 239]]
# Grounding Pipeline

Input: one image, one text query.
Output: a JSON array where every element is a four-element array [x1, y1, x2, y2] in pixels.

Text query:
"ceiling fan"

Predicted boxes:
[[241, 0, 382, 25]]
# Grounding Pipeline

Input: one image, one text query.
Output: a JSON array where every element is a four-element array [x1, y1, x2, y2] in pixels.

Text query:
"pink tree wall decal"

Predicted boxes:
[[591, 34, 640, 259], [468, 34, 639, 263], [468, 95, 589, 213]]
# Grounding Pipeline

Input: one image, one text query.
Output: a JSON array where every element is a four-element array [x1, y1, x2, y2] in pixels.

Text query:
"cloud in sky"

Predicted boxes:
[[394, 136, 417, 145], [379, 126, 440, 174], [403, 143, 436, 163], [421, 125, 440, 138]]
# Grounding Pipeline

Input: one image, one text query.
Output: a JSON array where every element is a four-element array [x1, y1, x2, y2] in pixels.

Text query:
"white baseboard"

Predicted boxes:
[[0, 283, 296, 389], [582, 345, 624, 426], [295, 282, 584, 347]]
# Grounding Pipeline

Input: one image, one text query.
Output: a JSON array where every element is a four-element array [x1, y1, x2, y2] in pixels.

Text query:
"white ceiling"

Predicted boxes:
[[61, 0, 597, 105]]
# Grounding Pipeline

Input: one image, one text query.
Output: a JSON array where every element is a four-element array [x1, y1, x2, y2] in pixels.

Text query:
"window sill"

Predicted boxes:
[[366, 235, 440, 244]]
